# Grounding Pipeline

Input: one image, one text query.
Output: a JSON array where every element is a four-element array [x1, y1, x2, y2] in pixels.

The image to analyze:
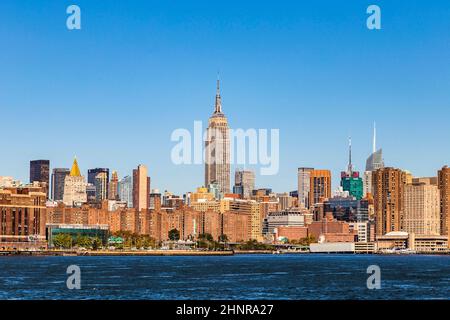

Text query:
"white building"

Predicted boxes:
[[63, 158, 87, 207]]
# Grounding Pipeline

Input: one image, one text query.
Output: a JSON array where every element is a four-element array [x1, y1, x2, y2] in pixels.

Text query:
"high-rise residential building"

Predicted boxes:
[[149, 190, 162, 211], [365, 123, 384, 172], [234, 170, 255, 199], [133, 165, 150, 211], [373, 167, 407, 236], [63, 157, 87, 207], [404, 181, 440, 236], [30, 160, 50, 197], [118, 175, 133, 208], [341, 138, 363, 200], [51, 168, 70, 201], [88, 168, 110, 199], [94, 172, 108, 202], [363, 171, 373, 197], [297, 167, 314, 209], [438, 166, 450, 239], [108, 171, 119, 200], [205, 78, 231, 195], [309, 170, 332, 208]]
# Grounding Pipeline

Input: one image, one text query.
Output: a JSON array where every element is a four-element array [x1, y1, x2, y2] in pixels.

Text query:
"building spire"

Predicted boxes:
[[373, 122, 377, 153], [214, 74, 222, 113], [348, 136, 353, 174]]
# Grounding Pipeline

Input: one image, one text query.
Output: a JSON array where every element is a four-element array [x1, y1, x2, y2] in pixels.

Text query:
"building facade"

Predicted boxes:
[[310, 170, 332, 208], [0, 188, 47, 247], [438, 166, 450, 239], [404, 181, 440, 236], [373, 167, 406, 236], [205, 79, 231, 195], [297, 167, 313, 209]]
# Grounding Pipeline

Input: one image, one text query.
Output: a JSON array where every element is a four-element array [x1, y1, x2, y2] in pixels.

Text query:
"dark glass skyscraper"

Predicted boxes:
[[30, 159, 50, 197], [51, 168, 70, 201], [88, 168, 110, 200]]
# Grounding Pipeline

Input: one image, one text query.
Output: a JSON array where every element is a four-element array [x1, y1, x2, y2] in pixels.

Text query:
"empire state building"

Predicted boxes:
[[205, 79, 231, 194]]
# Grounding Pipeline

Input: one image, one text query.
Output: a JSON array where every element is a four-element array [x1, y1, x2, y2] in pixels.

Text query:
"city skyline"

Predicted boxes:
[[2, 0, 450, 194]]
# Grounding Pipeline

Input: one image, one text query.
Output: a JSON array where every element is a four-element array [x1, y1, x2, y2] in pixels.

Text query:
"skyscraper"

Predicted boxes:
[[438, 166, 450, 239], [108, 171, 119, 200], [205, 78, 231, 195], [133, 164, 150, 211], [118, 175, 133, 208], [373, 167, 406, 236], [94, 172, 108, 202], [51, 168, 70, 201], [30, 160, 50, 197], [88, 168, 110, 199], [340, 138, 363, 200], [63, 157, 87, 207], [298, 167, 313, 209], [234, 170, 255, 199], [365, 123, 384, 172]]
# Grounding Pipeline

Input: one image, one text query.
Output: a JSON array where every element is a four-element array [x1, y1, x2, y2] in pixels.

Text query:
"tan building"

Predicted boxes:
[[373, 167, 407, 236], [190, 187, 215, 203], [438, 166, 450, 243], [133, 165, 150, 211], [404, 181, 440, 235], [205, 79, 231, 195], [63, 158, 87, 207]]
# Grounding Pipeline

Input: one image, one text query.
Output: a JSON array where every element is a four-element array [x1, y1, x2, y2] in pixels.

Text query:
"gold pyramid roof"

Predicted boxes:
[[70, 157, 81, 177]]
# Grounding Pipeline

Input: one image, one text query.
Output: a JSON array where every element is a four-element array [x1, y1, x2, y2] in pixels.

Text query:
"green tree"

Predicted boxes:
[[168, 229, 180, 241], [219, 234, 229, 243], [92, 237, 102, 250], [75, 235, 92, 249], [199, 233, 214, 242], [52, 234, 72, 249]]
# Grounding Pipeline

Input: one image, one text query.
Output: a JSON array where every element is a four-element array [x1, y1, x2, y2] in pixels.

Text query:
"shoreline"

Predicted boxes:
[[1, 249, 449, 257]]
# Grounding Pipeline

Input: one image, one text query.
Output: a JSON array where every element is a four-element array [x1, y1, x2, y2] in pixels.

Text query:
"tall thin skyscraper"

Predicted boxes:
[[298, 167, 314, 209], [205, 78, 231, 194], [108, 171, 119, 200], [51, 168, 70, 201], [133, 165, 150, 211]]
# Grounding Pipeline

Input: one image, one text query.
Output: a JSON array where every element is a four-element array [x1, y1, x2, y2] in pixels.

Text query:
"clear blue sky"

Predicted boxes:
[[1, 0, 450, 194]]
